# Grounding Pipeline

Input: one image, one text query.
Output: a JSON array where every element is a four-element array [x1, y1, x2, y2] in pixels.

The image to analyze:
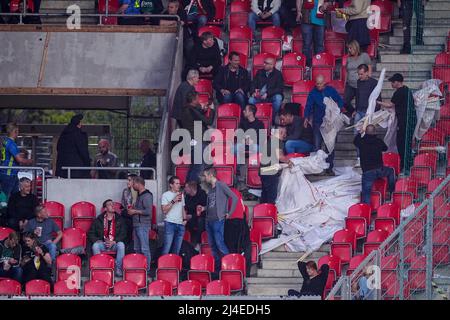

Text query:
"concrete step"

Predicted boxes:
[[261, 257, 318, 270], [376, 62, 433, 72], [257, 268, 302, 278], [262, 251, 327, 260], [246, 283, 296, 296], [372, 70, 431, 79], [334, 159, 357, 167], [334, 143, 357, 151], [380, 54, 438, 64], [425, 10, 450, 20], [388, 36, 447, 46], [426, 1, 450, 10], [393, 27, 450, 38], [247, 277, 302, 285]]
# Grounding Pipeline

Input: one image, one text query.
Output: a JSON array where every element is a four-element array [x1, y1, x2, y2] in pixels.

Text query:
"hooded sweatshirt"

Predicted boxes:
[[133, 189, 153, 227]]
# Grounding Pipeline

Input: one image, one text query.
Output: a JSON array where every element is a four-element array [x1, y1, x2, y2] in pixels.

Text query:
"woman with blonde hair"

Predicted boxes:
[[343, 40, 372, 116]]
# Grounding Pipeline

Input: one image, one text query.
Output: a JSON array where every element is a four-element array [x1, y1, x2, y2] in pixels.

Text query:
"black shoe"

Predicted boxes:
[[400, 46, 412, 54]]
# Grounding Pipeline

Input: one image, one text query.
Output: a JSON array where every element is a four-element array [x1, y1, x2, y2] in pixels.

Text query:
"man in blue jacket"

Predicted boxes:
[[304, 75, 344, 175]]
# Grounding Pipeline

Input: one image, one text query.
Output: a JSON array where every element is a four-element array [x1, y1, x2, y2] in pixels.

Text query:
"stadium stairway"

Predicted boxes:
[[40, 0, 97, 24]]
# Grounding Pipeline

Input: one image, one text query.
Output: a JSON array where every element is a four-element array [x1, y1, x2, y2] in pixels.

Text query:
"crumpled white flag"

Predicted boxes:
[[413, 79, 443, 140], [320, 97, 350, 153]]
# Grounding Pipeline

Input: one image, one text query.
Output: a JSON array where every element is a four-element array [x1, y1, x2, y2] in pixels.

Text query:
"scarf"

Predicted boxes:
[[103, 214, 116, 242]]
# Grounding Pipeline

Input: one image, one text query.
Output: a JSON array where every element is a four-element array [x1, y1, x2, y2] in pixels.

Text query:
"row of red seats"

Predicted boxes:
[[433, 52, 450, 90]]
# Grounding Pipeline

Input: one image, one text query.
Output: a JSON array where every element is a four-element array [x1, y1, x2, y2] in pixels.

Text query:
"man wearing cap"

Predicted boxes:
[[55, 114, 91, 179], [377, 73, 416, 172]]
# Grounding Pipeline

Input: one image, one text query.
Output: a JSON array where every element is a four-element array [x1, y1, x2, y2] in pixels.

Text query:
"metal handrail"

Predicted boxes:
[[0, 166, 46, 200], [61, 166, 156, 179]]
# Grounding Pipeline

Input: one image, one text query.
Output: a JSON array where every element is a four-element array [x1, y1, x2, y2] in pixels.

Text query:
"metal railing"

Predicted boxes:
[[0, 166, 46, 201], [61, 166, 156, 179], [327, 174, 450, 300]]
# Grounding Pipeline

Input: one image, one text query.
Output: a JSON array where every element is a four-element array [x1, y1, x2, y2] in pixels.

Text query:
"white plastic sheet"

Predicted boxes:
[[413, 79, 443, 140], [320, 98, 350, 153]]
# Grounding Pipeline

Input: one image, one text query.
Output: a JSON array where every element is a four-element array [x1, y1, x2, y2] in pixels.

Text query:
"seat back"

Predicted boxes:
[[62, 228, 86, 250], [123, 253, 148, 289], [0, 227, 14, 241], [113, 280, 139, 296], [54, 280, 79, 296], [90, 254, 115, 288], [190, 254, 215, 272], [253, 203, 278, 224], [0, 279, 22, 295], [177, 280, 202, 296], [229, 26, 253, 42], [25, 279, 51, 296], [367, 229, 390, 243], [198, 25, 222, 38], [377, 203, 400, 225], [148, 280, 173, 296], [382, 152, 400, 176], [206, 280, 231, 295], [56, 253, 82, 282], [84, 279, 109, 296]]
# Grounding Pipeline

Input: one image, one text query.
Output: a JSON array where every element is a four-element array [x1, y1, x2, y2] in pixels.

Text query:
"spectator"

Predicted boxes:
[[121, 173, 138, 248], [235, 104, 265, 156], [200, 167, 238, 271], [355, 267, 376, 300], [353, 64, 381, 166], [0, 122, 33, 197], [161, 176, 187, 255], [377, 73, 416, 171], [172, 69, 200, 124], [279, 0, 297, 32], [160, 0, 187, 26], [90, 139, 118, 179], [139, 139, 156, 180], [400, 0, 427, 54], [179, 91, 216, 183], [343, 40, 372, 116], [187, 32, 222, 78], [55, 114, 91, 179], [21, 232, 52, 286], [296, 0, 326, 68], [304, 75, 344, 175], [6, 177, 39, 232], [24, 206, 62, 262], [213, 51, 250, 110], [279, 108, 314, 154], [248, 56, 284, 116], [117, 0, 143, 25], [0, 231, 22, 283], [141, 0, 164, 24], [259, 127, 289, 204], [333, 0, 371, 51], [353, 124, 395, 204], [184, 181, 207, 249], [88, 199, 127, 277], [128, 176, 153, 271], [288, 259, 329, 299], [182, 0, 216, 33], [248, 0, 282, 32]]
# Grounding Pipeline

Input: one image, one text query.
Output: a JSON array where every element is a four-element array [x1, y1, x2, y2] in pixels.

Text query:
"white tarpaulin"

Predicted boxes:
[[413, 79, 443, 141], [365, 68, 386, 126], [320, 97, 350, 153], [260, 156, 361, 254]]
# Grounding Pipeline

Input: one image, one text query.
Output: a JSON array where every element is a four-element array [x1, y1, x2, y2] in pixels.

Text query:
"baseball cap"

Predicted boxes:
[[388, 73, 404, 82]]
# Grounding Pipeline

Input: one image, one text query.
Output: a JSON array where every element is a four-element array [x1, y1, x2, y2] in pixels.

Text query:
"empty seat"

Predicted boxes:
[[434, 52, 450, 65], [260, 26, 285, 58], [71, 201, 96, 233], [56, 253, 82, 282], [392, 192, 414, 210], [156, 254, 183, 289], [90, 254, 115, 288], [282, 52, 307, 86], [371, 177, 388, 201], [229, 12, 249, 30], [219, 254, 246, 292], [0, 279, 21, 295], [148, 279, 173, 296], [25, 279, 51, 296], [198, 25, 222, 38], [395, 178, 419, 199], [312, 53, 335, 83], [375, 203, 401, 230], [229, 25, 253, 43], [330, 229, 356, 264], [230, 0, 250, 13], [188, 254, 215, 288], [347, 255, 366, 275], [318, 254, 342, 277], [194, 79, 213, 97], [54, 280, 79, 296], [44, 201, 65, 231], [113, 280, 139, 296], [61, 228, 86, 253], [229, 39, 251, 58], [324, 31, 345, 58], [363, 229, 390, 255], [404, 218, 425, 246], [250, 228, 262, 264], [206, 280, 231, 296], [291, 80, 315, 111], [252, 203, 278, 239], [84, 279, 109, 296], [177, 280, 202, 296], [123, 253, 148, 290], [209, 0, 226, 26]]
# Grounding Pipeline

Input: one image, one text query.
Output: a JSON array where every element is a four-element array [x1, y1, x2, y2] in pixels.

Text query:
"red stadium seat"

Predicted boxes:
[[434, 52, 450, 65], [392, 192, 414, 210], [312, 53, 335, 83], [371, 1, 393, 33], [330, 229, 356, 264], [347, 255, 366, 275], [410, 167, 432, 188], [174, 155, 191, 186], [25, 279, 51, 296], [177, 280, 202, 296], [348, 203, 372, 224], [383, 152, 400, 176], [0, 227, 14, 241], [229, 39, 251, 57], [194, 79, 213, 97], [90, 254, 115, 288], [230, 25, 253, 43], [370, 192, 382, 212], [252, 53, 276, 77], [188, 254, 215, 288], [318, 254, 342, 277], [209, 0, 226, 26], [427, 177, 447, 194], [123, 253, 148, 290], [371, 177, 388, 201], [84, 279, 109, 296], [345, 203, 371, 239], [148, 279, 173, 296], [206, 280, 231, 296], [367, 29, 379, 59], [250, 228, 262, 264], [404, 217, 425, 245], [44, 201, 65, 231], [0, 279, 21, 295], [328, 79, 345, 96], [157, 254, 182, 289], [71, 201, 96, 233], [433, 245, 450, 266], [214, 166, 234, 186], [408, 269, 426, 291], [198, 25, 222, 38], [113, 280, 139, 296], [292, 39, 303, 55], [56, 253, 82, 282], [252, 203, 277, 239], [230, 0, 250, 13], [246, 166, 262, 189], [54, 280, 79, 296], [229, 12, 249, 30], [260, 26, 285, 58], [61, 228, 86, 252], [395, 178, 419, 199], [255, 102, 273, 131], [282, 52, 307, 86], [363, 229, 390, 255], [291, 80, 315, 111], [97, 0, 119, 24], [223, 52, 248, 68], [374, 203, 400, 234], [324, 31, 345, 58], [220, 254, 246, 292]]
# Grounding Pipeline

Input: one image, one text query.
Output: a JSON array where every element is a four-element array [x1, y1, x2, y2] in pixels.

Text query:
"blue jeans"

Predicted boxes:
[[133, 226, 151, 271], [44, 241, 58, 262], [92, 241, 126, 275], [301, 23, 325, 67], [0, 266, 23, 283], [0, 173, 19, 198], [161, 221, 185, 255], [361, 167, 395, 204], [354, 111, 366, 156], [313, 122, 335, 170], [260, 173, 279, 204], [206, 219, 229, 271], [248, 11, 281, 32], [248, 94, 283, 117], [285, 140, 314, 154], [219, 91, 247, 111]]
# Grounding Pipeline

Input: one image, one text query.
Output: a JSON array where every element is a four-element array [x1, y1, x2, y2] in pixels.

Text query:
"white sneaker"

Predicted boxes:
[[354, 157, 361, 168]]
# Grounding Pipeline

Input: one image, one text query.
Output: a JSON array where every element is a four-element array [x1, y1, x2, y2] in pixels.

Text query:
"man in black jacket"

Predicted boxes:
[[288, 259, 330, 299], [213, 52, 250, 110], [139, 139, 156, 180], [187, 32, 222, 79], [248, 56, 284, 117], [55, 114, 91, 178], [279, 109, 314, 154], [172, 69, 200, 124], [353, 125, 395, 204], [88, 199, 128, 276], [7, 177, 39, 232]]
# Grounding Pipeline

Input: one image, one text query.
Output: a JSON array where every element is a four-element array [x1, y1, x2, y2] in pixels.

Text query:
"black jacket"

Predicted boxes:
[[182, 0, 216, 20], [298, 261, 330, 298], [172, 81, 195, 121], [6, 192, 39, 223], [251, 69, 284, 99], [55, 124, 91, 178], [213, 64, 250, 94], [187, 39, 222, 75], [180, 104, 216, 138], [353, 133, 388, 172], [88, 213, 128, 244]]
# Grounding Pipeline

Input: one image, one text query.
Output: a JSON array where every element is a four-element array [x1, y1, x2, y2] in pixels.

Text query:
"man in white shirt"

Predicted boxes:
[[248, 0, 282, 32], [161, 176, 188, 255]]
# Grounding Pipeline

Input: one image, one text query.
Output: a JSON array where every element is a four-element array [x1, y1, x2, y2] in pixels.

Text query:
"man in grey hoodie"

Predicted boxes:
[[200, 167, 238, 271], [128, 176, 153, 271]]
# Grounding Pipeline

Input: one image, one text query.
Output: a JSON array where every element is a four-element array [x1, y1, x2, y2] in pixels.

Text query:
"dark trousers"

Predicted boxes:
[[186, 215, 205, 247], [361, 166, 395, 204], [301, 23, 325, 67], [260, 174, 279, 204], [402, 0, 425, 48], [22, 264, 53, 288], [343, 84, 357, 115]]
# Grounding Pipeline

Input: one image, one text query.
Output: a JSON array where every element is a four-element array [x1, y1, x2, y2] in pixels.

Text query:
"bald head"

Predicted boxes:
[[263, 57, 276, 72], [315, 75, 326, 91], [366, 124, 376, 135], [98, 139, 110, 155]]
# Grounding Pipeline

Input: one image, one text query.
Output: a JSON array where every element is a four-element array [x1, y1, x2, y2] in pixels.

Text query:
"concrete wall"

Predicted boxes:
[[46, 178, 157, 228]]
